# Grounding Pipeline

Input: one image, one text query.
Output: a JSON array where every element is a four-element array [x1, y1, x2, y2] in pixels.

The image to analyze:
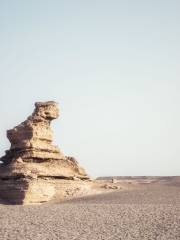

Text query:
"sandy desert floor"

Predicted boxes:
[[0, 182, 180, 240]]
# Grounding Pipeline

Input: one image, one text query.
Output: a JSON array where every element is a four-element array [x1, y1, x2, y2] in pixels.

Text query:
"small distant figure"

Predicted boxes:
[[112, 178, 117, 184]]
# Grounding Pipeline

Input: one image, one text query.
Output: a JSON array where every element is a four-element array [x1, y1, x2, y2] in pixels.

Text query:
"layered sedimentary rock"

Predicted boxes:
[[0, 101, 89, 204]]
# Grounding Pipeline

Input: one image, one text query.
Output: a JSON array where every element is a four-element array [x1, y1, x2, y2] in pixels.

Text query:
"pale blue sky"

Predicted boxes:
[[0, 0, 180, 176]]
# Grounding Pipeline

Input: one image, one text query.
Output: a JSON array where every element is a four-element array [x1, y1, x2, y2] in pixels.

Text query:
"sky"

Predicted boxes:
[[0, 0, 180, 177]]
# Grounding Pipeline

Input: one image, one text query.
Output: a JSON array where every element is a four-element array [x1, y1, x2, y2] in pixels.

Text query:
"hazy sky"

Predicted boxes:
[[0, 0, 180, 176]]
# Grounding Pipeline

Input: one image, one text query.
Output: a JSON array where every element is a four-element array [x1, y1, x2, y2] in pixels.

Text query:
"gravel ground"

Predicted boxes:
[[0, 184, 180, 240]]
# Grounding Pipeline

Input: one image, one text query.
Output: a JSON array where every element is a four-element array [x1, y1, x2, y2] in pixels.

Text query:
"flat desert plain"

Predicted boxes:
[[0, 177, 180, 240]]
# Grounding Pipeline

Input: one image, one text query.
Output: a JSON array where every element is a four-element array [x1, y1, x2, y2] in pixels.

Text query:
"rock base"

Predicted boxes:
[[0, 178, 91, 204]]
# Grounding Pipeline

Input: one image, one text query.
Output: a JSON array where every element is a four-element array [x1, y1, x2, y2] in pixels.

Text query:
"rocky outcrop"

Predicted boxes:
[[0, 101, 89, 204]]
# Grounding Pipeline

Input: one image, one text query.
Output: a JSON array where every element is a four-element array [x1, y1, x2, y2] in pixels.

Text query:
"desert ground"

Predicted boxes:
[[0, 177, 180, 240]]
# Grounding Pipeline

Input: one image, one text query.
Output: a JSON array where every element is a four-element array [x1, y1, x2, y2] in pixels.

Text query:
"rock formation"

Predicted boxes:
[[0, 101, 89, 204]]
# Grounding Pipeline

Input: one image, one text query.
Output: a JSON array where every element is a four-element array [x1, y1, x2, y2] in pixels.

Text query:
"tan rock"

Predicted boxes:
[[0, 101, 89, 204]]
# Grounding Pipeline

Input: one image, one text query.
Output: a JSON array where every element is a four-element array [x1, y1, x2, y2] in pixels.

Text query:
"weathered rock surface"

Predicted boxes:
[[0, 101, 89, 204]]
